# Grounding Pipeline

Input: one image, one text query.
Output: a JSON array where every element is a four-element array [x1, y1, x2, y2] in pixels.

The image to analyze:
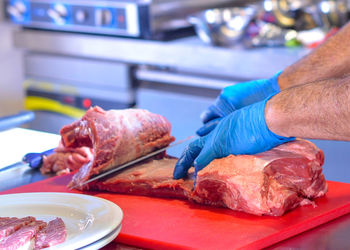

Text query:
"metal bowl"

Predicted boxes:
[[188, 6, 257, 47], [263, 0, 349, 30], [317, 0, 348, 28]]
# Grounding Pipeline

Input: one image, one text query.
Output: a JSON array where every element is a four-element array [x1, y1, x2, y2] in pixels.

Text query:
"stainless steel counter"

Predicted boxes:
[[0, 128, 59, 191], [13, 29, 308, 80], [268, 213, 350, 249]]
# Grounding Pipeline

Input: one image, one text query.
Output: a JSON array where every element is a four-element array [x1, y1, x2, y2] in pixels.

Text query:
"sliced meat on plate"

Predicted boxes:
[[0, 216, 36, 240], [34, 218, 67, 249], [0, 220, 46, 249]]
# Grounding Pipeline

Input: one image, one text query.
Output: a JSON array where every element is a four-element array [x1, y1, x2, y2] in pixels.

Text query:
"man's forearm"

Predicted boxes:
[[265, 76, 350, 141], [278, 22, 350, 90]]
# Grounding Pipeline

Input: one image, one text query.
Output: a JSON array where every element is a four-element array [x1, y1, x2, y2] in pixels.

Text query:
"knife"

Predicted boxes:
[[0, 148, 55, 173], [69, 135, 195, 190]]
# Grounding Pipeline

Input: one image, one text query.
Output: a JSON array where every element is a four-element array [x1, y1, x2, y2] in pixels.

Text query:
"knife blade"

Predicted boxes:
[[0, 148, 55, 173], [69, 135, 195, 190]]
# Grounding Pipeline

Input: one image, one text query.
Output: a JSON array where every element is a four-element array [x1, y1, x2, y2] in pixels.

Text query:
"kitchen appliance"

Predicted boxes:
[[3, 0, 253, 136], [23, 53, 135, 134], [5, 0, 243, 39], [4, 175, 350, 249]]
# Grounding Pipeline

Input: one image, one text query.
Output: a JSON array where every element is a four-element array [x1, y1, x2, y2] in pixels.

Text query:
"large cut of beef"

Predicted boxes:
[[47, 107, 328, 216], [58, 107, 175, 189], [0, 218, 18, 227], [92, 140, 327, 216], [191, 139, 327, 216]]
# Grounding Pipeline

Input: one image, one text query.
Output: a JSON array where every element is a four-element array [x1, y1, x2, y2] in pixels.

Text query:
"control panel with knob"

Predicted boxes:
[[95, 8, 114, 27], [74, 9, 87, 24], [47, 3, 68, 25], [7, 0, 29, 23], [5, 0, 140, 37]]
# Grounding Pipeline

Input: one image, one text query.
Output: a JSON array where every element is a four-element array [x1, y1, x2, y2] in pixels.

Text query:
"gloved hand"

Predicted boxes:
[[173, 95, 295, 179], [197, 72, 282, 136]]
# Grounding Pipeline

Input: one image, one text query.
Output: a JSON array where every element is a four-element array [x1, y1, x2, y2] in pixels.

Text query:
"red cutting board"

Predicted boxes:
[[2, 174, 350, 250]]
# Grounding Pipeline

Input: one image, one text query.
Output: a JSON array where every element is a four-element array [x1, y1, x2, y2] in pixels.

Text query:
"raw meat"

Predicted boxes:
[[41, 143, 93, 175], [0, 217, 66, 249], [0, 217, 36, 239], [92, 140, 328, 216], [0, 220, 47, 250], [47, 107, 327, 215], [93, 157, 193, 199], [34, 218, 67, 249], [61, 107, 175, 189], [0, 218, 17, 227], [192, 140, 327, 216]]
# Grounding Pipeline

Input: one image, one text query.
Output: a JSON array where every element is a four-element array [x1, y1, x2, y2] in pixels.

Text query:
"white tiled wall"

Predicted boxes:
[[0, 2, 24, 117]]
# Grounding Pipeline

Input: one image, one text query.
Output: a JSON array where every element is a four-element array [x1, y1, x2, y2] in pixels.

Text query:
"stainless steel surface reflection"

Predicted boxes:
[[318, 0, 349, 28], [267, 213, 350, 249], [188, 6, 257, 47], [0, 164, 49, 191], [264, 0, 349, 30]]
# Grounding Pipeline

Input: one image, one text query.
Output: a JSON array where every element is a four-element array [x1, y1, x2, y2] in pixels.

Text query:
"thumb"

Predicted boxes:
[[173, 137, 205, 179], [196, 118, 221, 136], [200, 105, 221, 124]]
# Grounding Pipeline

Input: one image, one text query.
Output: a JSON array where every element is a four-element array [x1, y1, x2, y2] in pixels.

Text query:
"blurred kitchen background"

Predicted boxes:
[[1, 0, 350, 182]]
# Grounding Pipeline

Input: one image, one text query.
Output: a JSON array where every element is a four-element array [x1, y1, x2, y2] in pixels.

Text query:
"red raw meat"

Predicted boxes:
[[0, 218, 17, 227], [47, 107, 327, 215], [41, 143, 93, 175], [93, 157, 193, 199], [0, 220, 46, 250], [92, 140, 327, 216], [0, 217, 36, 240], [61, 107, 175, 189], [34, 218, 67, 249], [192, 140, 327, 216]]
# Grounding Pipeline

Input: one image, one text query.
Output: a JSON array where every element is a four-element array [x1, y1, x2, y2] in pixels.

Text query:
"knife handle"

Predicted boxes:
[[22, 148, 56, 169]]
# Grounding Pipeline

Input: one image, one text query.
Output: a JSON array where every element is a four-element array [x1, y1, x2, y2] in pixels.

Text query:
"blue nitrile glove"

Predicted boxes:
[[197, 72, 282, 136], [173, 95, 295, 179]]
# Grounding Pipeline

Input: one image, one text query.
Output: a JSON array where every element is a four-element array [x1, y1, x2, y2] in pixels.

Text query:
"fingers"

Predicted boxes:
[[200, 94, 237, 124], [173, 138, 205, 179], [193, 142, 217, 173], [196, 118, 221, 136], [200, 105, 221, 124]]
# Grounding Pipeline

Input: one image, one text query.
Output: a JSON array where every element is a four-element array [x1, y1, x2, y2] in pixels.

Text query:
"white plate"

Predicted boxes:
[[83, 224, 122, 250], [0, 192, 123, 249]]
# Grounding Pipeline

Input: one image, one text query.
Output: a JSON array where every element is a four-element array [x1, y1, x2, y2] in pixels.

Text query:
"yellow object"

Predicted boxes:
[[24, 79, 78, 95], [25, 96, 85, 119], [272, 0, 295, 27]]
